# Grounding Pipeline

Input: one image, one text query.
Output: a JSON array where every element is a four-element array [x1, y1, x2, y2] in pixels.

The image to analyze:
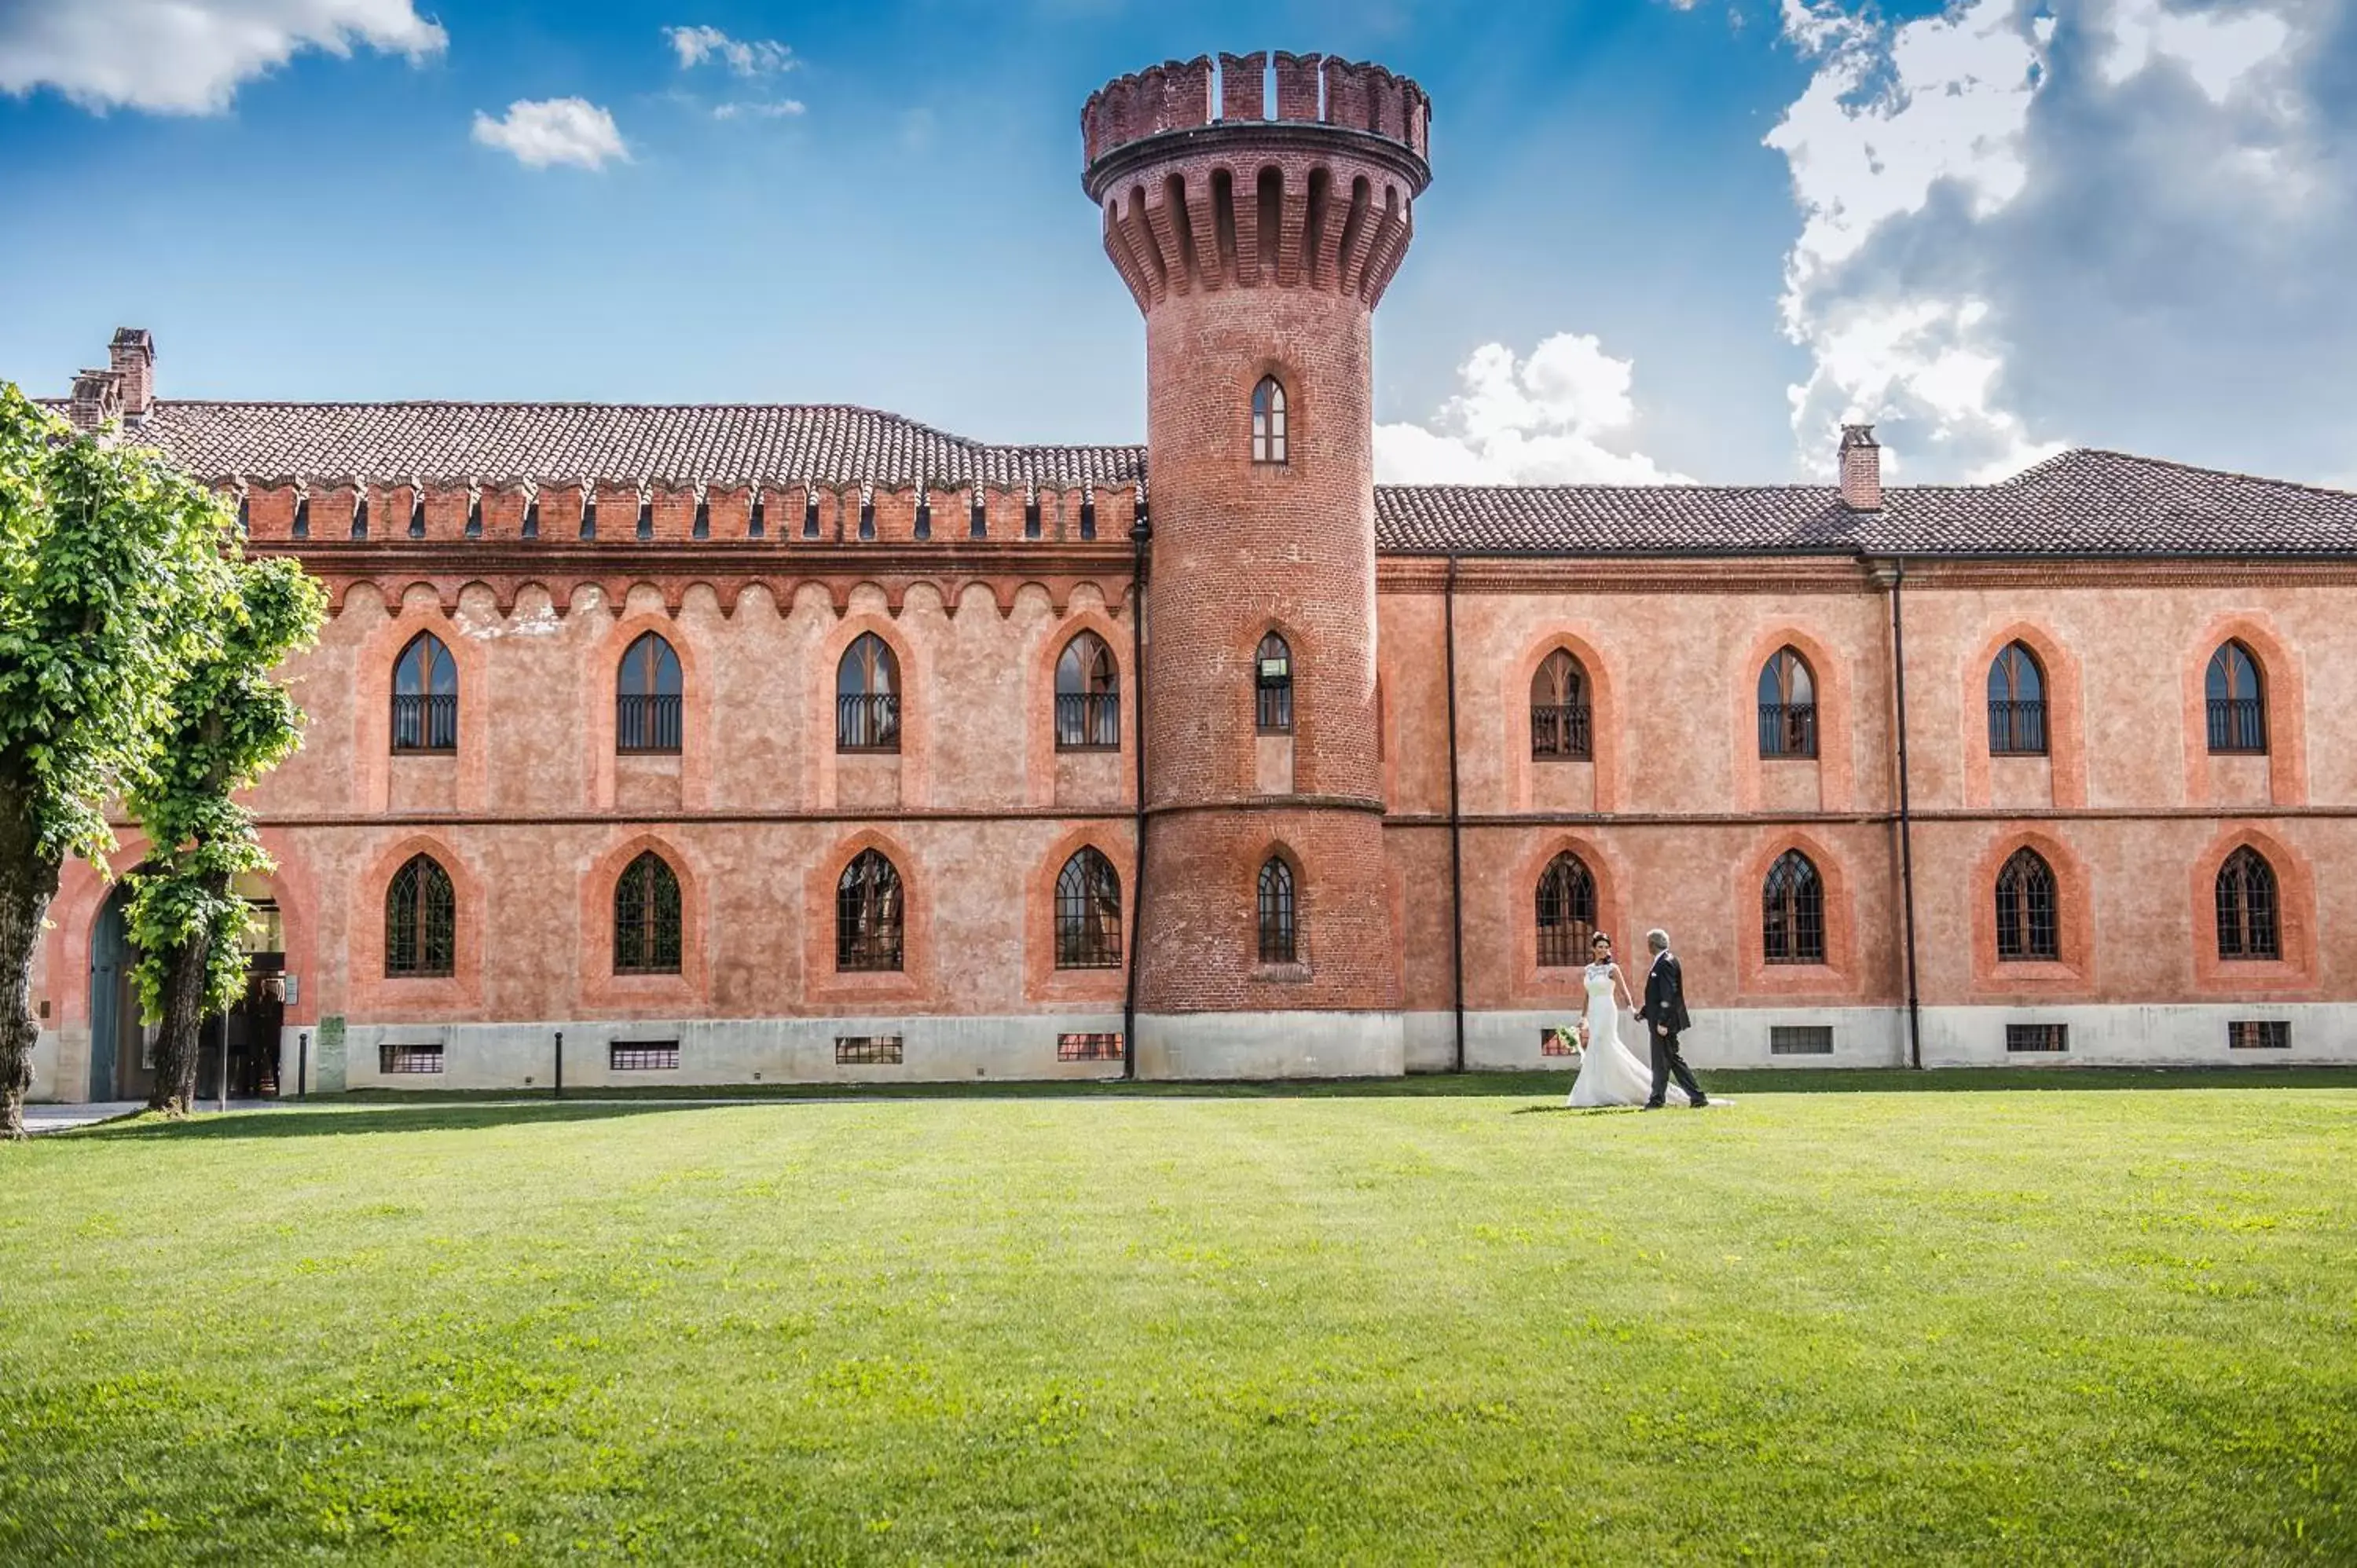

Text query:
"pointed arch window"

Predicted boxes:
[[384, 855, 455, 977], [838, 633, 901, 753], [836, 849, 904, 971], [614, 851, 683, 974], [617, 632, 683, 753], [1994, 847, 2058, 962], [1055, 632, 1120, 751], [1251, 376, 1288, 465], [1530, 649, 1593, 760], [2215, 846, 2280, 960], [1255, 632, 1294, 735], [1758, 647, 1817, 758], [1054, 848, 1124, 969], [2205, 641, 2267, 753], [1257, 856, 1297, 964], [1988, 642, 2047, 755], [391, 632, 457, 753], [1535, 852, 1598, 968], [1762, 849, 1825, 964]]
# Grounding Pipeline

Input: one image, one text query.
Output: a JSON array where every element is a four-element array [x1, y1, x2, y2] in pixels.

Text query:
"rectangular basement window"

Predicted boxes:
[[835, 1035, 904, 1066], [2228, 1020, 2291, 1050], [1539, 1028, 1578, 1058], [379, 1042, 444, 1074], [610, 1041, 680, 1072], [1770, 1025, 1835, 1057], [1057, 1032, 1123, 1063], [2005, 1023, 2069, 1054]]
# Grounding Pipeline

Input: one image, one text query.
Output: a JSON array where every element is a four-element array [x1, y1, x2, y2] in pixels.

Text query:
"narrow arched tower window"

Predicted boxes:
[[1758, 647, 1818, 758], [836, 848, 905, 972], [1257, 856, 1297, 964], [1055, 632, 1120, 750], [614, 851, 683, 974], [838, 633, 901, 753], [1054, 848, 1124, 969], [2205, 641, 2267, 754], [2216, 846, 2280, 960], [1530, 650, 1592, 760], [1994, 847, 2058, 961], [384, 854, 455, 976], [1988, 643, 2047, 755], [1251, 376, 1288, 465], [1762, 849, 1825, 964], [391, 632, 457, 753], [1255, 632, 1293, 734], [616, 632, 683, 754], [1534, 852, 1597, 968]]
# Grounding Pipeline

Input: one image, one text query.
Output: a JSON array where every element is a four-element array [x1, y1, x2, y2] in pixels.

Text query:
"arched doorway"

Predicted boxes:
[[86, 885, 145, 1101], [85, 875, 288, 1102]]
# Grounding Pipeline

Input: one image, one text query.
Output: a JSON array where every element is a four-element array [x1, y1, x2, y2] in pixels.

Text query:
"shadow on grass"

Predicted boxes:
[[53, 1064, 2357, 1143]]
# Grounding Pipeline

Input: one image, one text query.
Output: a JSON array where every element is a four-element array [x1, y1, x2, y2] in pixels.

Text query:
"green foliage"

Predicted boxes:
[[0, 383, 237, 868]]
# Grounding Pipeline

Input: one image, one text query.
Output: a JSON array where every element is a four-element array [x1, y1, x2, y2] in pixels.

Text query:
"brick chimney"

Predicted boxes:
[[68, 368, 123, 432], [1838, 423, 1882, 511], [109, 328, 155, 421]]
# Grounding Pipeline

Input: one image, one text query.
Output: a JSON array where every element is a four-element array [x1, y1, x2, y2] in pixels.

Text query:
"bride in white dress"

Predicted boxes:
[[1567, 930, 1692, 1108]]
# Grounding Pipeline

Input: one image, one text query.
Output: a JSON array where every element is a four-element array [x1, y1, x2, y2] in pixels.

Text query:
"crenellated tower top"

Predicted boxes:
[[1081, 52, 1431, 313]]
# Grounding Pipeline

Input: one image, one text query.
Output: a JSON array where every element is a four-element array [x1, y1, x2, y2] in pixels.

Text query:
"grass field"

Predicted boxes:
[[2, 1071, 2352, 1563]]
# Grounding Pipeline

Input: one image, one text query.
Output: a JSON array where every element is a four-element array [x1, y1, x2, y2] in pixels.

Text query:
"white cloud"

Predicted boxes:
[[2100, 0, 2289, 102], [665, 24, 794, 75], [713, 98, 805, 120], [0, 0, 444, 114], [1375, 334, 1688, 485], [471, 98, 629, 171]]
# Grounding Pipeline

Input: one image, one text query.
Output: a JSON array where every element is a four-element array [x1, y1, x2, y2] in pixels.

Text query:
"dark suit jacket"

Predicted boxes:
[[1637, 952, 1693, 1038]]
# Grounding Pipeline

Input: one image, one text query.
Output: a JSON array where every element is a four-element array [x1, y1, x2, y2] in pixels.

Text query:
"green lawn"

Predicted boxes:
[[2, 1072, 2352, 1563]]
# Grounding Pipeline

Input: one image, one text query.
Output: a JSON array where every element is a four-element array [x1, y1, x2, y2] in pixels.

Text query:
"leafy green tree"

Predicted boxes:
[[0, 385, 241, 1137], [126, 556, 322, 1113]]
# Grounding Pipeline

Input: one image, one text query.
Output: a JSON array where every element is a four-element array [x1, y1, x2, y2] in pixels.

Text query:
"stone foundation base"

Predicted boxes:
[[1133, 1010, 1404, 1080]]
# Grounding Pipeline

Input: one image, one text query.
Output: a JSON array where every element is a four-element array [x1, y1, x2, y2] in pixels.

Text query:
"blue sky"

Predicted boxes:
[[3, 1, 2352, 485]]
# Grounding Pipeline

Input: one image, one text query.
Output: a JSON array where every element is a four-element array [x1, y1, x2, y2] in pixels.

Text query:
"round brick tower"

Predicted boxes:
[[1083, 52, 1431, 1077]]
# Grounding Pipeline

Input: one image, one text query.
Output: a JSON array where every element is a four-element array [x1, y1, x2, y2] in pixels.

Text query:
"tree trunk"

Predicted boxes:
[[0, 778, 64, 1140], [148, 881, 225, 1116]]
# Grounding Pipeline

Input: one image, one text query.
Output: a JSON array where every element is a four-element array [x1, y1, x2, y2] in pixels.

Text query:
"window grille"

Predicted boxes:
[[2205, 642, 2267, 753], [384, 854, 455, 977], [1540, 1028, 1578, 1058], [1255, 632, 1294, 734], [616, 632, 684, 753], [1986, 642, 2047, 754], [2215, 846, 2280, 960], [378, 1042, 444, 1073], [391, 633, 458, 753], [1257, 856, 1297, 964], [836, 849, 905, 972], [836, 633, 901, 753], [1251, 376, 1288, 464], [1994, 847, 2059, 962], [1530, 649, 1593, 760], [835, 1035, 903, 1065], [1054, 633, 1120, 750], [1770, 1025, 1835, 1056], [1058, 1032, 1123, 1062], [1534, 852, 1597, 968], [610, 1041, 680, 1071], [613, 852, 684, 975], [1761, 849, 1825, 964], [2228, 1020, 2289, 1050], [1757, 647, 1818, 758], [2006, 1023, 2069, 1053], [1054, 848, 1124, 969]]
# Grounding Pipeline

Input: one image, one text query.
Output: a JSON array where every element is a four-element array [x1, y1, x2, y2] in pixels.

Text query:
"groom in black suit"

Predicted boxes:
[[1636, 928, 1710, 1109]]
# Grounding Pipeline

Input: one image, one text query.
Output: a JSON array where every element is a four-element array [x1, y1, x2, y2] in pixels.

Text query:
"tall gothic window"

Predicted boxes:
[[616, 632, 684, 754], [1256, 856, 1297, 964], [1994, 847, 2059, 962], [1534, 852, 1598, 968], [384, 854, 455, 976], [836, 849, 905, 972], [1987, 642, 2048, 756], [1530, 649, 1593, 760], [1054, 848, 1124, 969], [613, 851, 683, 975], [1762, 849, 1825, 964], [2215, 846, 2280, 960], [2205, 641, 2267, 754], [838, 632, 901, 753], [1757, 647, 1817, 759], [391, 632, 457, 753], [1055, 632, 1120, 751], [1255, 632, 1294, 735], [1251, 376, 1288, 465]]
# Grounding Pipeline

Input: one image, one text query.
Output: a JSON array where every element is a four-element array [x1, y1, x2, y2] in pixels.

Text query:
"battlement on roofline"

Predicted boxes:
[[1082, 53, 1431, 180]]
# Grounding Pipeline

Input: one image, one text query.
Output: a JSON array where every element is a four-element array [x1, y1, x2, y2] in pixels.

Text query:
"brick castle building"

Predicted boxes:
[[30, 52, 2357, 1100]]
